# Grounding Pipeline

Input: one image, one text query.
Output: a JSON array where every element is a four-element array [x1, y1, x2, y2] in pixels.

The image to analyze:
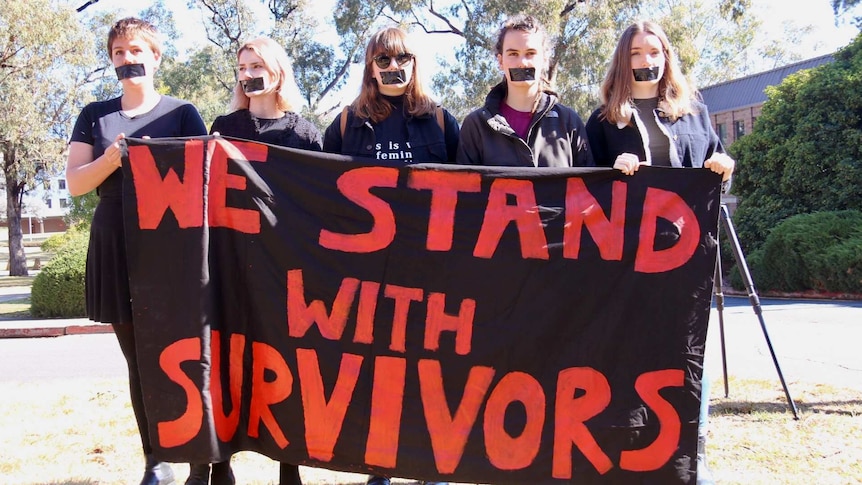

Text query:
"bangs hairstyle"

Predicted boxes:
[[599, 20, 695, 125], [230, 37, 299, 113], [107, 17, 162, 58], [494, 14, 553, 92], [352, 27, 437, 123]]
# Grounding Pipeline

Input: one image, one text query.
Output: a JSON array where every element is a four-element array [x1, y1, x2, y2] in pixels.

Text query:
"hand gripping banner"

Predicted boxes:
[[121, 135, 721, 484]]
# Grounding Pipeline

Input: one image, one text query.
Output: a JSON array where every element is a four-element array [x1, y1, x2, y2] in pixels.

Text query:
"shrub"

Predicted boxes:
[[40, 225, 89, 253], [730, 210, 862, 294], [31, 234, 87, 318]]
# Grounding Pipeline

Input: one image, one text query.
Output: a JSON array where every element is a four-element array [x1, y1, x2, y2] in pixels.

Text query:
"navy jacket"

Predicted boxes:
[[323, 103, 460, 164]]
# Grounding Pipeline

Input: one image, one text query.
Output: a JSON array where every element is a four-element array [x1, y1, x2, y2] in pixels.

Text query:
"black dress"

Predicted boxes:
[[70, 96, 208, 323]]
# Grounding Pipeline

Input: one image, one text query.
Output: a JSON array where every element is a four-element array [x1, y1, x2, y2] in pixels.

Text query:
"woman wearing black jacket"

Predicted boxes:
[[456, 14, 593, 168], [322, 26, 452, 485], [322, 27, 459, 166], [585, 21, 735, 485]]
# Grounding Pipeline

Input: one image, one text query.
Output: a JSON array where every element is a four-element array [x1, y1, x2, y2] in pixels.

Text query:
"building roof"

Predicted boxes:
[[699, 54, 834, 114]]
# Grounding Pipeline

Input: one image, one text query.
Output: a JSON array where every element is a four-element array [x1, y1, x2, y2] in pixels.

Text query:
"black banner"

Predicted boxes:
[[122, 136, 721, 484]]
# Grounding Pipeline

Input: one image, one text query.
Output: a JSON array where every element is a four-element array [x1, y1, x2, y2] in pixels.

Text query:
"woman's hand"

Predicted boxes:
[[613, 152, 647, 176], [704, 152, 735, 181], [105, 133, 126, 168]]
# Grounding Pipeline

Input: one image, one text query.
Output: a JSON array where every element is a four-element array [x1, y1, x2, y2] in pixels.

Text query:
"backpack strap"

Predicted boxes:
[[436, 106, 445, 133], [340, 106, 349, 138]]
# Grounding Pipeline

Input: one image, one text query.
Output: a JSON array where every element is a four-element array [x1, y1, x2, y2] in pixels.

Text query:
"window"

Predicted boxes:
[[717, 124, 727, 145], [734, 120, 745, 139], [59, 198, 69, 208], [59, 179, 67, 190], [46, 199, 52, 209]]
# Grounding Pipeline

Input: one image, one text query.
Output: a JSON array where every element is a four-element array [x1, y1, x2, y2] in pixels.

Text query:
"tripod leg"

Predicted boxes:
[[719, 205, 800, 419], [713, 252, 730, 398]]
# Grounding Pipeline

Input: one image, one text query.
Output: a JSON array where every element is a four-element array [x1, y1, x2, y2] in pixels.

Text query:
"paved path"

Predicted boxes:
[[2, 284, 860, 390]]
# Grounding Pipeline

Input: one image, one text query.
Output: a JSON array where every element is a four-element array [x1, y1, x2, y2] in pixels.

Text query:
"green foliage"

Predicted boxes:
[[157, 47, 232, 128], [40, 225, 90, 254], [729, 32, 862, 253], [66, 192, 99, 230], [729, 211, 862, 293], [30, 233, 87, 318], [1, 0, 100, 275]]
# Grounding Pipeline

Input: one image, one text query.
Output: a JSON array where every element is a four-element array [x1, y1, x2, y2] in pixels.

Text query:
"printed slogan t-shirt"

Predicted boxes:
[[373, 95, 415, 164]]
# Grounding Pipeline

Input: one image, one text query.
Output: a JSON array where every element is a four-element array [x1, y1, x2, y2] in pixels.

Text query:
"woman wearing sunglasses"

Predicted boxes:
[[323, 26, 453, 485], [322, 27, 459, 165], [192, 36, 321, 485]]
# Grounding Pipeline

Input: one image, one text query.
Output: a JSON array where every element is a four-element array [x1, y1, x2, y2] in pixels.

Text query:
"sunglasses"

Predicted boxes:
[[373, 53, 415, 69]]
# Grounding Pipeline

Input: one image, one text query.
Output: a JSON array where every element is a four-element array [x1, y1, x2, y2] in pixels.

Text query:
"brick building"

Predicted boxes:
[[699, 54, 835, 147]]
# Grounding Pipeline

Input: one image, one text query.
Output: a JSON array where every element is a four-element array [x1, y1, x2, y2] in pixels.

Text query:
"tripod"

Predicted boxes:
[[712, 204, 800, 419]]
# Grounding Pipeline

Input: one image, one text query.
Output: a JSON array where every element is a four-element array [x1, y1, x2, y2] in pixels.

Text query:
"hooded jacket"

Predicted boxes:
[[456, 81, 594, 167]]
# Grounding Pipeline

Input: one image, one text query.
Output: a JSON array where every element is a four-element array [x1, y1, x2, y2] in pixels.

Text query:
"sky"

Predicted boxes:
[[72, 0, 860, 104]]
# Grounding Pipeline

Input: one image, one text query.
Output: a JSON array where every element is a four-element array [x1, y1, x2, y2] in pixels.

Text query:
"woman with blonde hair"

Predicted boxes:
[[323, 26, 459, 164], [193, 36, 321, 485], [210, 37, 321, 150]]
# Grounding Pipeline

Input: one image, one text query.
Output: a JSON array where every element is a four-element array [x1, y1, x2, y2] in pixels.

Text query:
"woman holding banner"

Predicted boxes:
[[65, 17, 207, 485], [322, 26, 459, 166], [202, 37, 321, 485], [456, 14, 593, 168], [322, 25, 454, 485], [585, 20, 735, 485]]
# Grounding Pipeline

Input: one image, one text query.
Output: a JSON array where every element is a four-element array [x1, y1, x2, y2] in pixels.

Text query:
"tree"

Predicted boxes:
[[364, 0, 756, 119], [833, 0, 862, 28], [187, 0, 375, 124], [729, 32, 862, 253], [0, 1, 100, 275]]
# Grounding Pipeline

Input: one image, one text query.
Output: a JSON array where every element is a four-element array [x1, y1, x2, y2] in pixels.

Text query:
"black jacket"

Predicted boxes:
[[586, 100, 730, 191], [456, 81, 593, 167]]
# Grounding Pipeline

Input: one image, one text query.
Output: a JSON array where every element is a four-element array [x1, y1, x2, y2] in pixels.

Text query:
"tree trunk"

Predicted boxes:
[[4, 151, 28, 277]]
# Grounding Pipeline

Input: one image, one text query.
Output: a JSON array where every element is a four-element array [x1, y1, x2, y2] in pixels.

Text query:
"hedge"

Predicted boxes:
[[730, 210, 862, 294], [30, 233, 87, 318]]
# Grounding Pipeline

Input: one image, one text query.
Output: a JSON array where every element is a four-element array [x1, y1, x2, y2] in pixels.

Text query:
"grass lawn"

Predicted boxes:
[[0, 376, 859, 484]]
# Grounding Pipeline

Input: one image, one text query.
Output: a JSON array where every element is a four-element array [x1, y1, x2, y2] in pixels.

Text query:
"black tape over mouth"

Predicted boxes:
[[380, 70, 407, 85], [509, 68, 536, 81], [241, 77, 266, 93], [633, 66, 661, 81], [115, 64, 146, 80]]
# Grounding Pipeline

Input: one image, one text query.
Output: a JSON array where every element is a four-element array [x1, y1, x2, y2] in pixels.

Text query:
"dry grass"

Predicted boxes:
[[0, 376, 859, 484]]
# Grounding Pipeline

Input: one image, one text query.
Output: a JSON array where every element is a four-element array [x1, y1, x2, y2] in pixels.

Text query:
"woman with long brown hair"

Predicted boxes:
[[322, 27, 459, 165]]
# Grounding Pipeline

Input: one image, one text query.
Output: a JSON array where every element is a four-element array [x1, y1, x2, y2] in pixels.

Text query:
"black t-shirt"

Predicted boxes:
[[372, 95, 413, 163], [69, 96, 207, 197], [634, 97, 671, 167], [209, 109, 322, 151]]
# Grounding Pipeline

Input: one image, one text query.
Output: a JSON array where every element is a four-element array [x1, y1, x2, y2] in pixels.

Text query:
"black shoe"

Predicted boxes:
[[210, 460, 235, 485], [140, 456, 176, 485], [279, 463, 303, 485], [366, 476, 390, 485], [184, 463, 210, 485]]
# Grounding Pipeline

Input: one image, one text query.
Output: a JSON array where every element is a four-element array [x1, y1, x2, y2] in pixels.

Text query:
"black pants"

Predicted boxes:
[[113, 321, 153, 455]]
